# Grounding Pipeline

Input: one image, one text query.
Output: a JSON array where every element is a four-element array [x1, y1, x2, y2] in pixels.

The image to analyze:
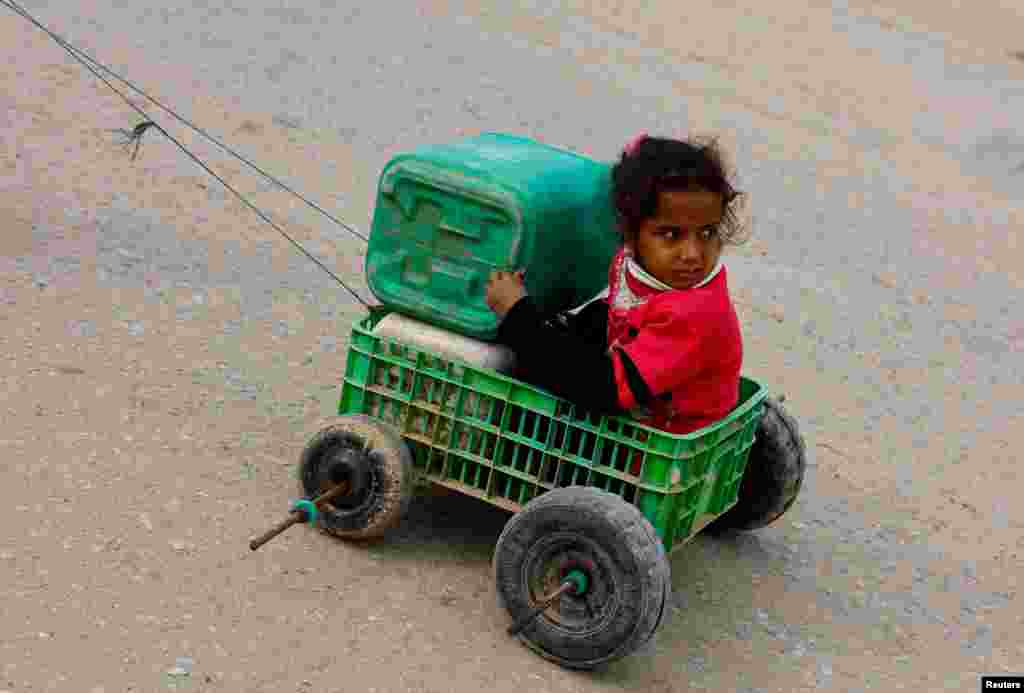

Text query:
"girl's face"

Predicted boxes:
[[629, 189, 725, 290]]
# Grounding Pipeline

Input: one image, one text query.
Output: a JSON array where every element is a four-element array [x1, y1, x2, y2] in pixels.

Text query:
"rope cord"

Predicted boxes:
[[3, 0, 372, 307]]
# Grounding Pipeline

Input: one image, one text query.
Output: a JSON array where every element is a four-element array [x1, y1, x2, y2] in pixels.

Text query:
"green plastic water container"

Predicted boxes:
[[364, 132, 621, 340]]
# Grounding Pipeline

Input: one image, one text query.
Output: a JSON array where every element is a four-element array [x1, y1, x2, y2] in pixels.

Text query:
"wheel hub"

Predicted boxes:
[[322, 446, 372, 509], [526, 539, 615, 633]]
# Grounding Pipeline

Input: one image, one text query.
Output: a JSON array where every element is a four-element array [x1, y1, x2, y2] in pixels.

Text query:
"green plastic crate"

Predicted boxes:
[[338, 312, 768, 553]]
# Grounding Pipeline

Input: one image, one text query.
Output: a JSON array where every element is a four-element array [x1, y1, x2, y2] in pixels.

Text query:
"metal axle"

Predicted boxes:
[[249, 481, 351, 551]]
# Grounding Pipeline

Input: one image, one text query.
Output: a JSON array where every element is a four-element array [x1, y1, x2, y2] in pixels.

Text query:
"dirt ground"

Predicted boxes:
[[2, 1, 1022, 691]]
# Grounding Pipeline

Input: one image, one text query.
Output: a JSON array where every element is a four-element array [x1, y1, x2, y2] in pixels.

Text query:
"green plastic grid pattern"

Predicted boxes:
[[338, 312, 767, 553]]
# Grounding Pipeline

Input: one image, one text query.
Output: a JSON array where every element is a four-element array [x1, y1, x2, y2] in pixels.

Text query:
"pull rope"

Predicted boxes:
[[3, 0, 373, 307]]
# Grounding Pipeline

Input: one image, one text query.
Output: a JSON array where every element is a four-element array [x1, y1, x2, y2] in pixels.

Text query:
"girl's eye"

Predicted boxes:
[[657, 228, 716, 241]]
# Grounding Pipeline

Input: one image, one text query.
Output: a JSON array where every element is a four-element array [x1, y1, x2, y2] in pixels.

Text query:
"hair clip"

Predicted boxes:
[[623, 132, 647, 156]]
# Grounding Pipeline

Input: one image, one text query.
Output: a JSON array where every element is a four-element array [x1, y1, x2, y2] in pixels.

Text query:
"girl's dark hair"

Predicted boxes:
[[611, 135, 747, 245]]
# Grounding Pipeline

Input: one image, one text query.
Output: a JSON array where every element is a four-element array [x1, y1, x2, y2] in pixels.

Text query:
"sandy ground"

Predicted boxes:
[[2, 1, 1022, 691]]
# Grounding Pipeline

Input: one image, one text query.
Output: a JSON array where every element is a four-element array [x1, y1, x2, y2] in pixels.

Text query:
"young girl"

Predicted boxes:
[[485, 133, 747, 437]]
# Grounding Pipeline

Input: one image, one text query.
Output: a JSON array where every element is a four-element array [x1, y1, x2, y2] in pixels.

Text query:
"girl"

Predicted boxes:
[[485, 133, 747, 437]]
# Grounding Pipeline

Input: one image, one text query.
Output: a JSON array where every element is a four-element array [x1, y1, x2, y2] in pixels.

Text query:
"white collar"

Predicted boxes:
[[626, 254, 723, 291], [566, 254, 723, 315]]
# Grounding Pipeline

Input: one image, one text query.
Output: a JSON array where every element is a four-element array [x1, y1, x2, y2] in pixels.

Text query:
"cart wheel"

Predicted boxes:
[[705, 396, 806, 534], [493, 487, 671, 670], [298, 415, 414, 540]]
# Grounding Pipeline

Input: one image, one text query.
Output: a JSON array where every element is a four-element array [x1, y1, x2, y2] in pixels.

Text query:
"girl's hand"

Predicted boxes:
[[485, 270, 527, 318]]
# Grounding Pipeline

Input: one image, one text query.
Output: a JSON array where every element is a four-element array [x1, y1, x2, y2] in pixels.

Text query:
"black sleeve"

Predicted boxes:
[[567, 299, 610, 349], [567, 299, 654, 408], [496, 297, 652, 415]]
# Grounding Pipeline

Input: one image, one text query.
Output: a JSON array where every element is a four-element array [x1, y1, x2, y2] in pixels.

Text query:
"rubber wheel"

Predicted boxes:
[[493, 487, 671, 670], [704, 396, 806, 534], [298, 415, 414, 541]]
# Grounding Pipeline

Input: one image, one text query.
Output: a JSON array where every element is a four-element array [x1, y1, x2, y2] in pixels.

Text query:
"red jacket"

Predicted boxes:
[[605, 248, 743, 434]]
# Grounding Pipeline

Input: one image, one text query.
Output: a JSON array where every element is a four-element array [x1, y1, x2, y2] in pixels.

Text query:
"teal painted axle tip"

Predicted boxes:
[[565, 569, 588, 596], [292, 499, 318, 526]]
